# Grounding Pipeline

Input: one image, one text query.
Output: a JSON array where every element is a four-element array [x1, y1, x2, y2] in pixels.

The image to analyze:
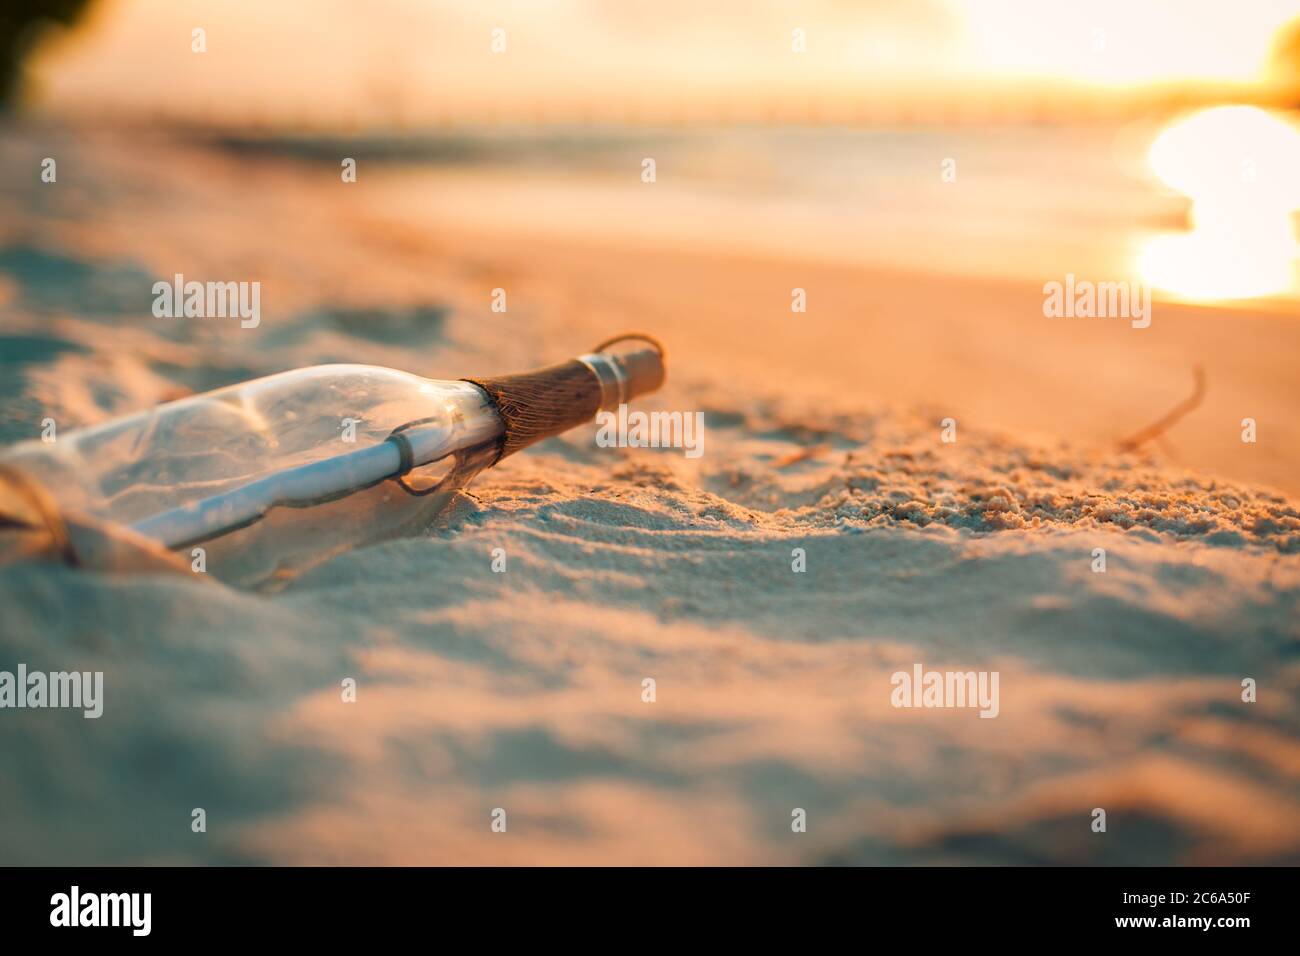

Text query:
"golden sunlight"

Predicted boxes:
[[962, 0, 1298, 87], [1140, 106, 1300, 300]]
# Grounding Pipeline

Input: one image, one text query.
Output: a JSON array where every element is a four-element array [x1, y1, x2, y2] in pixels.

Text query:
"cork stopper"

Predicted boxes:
[[464, 333, 667, 461]]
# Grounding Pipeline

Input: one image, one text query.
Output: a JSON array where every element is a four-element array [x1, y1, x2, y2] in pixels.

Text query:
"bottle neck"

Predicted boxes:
[[462, 339, 666, 462]]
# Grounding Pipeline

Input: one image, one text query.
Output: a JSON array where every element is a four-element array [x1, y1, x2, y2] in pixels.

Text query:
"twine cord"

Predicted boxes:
[[0, 463, 79, 566]]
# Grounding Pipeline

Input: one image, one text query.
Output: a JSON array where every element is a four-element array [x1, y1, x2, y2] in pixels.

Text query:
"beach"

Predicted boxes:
[[1, 121, 1298, 864]]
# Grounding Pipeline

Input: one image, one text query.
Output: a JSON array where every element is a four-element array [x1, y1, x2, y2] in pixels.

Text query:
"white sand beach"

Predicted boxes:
[[1, 123, 1298, 865]]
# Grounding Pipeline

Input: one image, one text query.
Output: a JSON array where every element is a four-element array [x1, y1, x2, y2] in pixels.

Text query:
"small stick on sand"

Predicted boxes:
[[1116, 366, 1207, 453]]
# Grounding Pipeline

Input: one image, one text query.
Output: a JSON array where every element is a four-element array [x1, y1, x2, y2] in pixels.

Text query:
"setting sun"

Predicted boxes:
[[1141, 105, 1300, 299]]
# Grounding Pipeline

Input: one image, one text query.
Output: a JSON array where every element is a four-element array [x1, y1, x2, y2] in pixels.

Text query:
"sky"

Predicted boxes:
[[21, 0, 1300, 125]]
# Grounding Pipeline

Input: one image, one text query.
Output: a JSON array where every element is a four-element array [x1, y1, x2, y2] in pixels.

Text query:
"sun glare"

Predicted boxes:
[[1140, 106, 1300, 301]]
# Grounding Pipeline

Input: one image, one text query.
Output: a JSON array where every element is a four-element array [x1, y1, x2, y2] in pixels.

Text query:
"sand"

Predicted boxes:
[[1, 123, 1298, 864]]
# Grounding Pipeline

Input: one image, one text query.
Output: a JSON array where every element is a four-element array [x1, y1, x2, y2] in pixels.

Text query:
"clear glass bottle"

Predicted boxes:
[[0, 336, 664, 587]]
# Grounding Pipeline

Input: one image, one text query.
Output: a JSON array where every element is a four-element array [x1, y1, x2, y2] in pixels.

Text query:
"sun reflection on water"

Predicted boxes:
[[1140, 106, 1300, 302]]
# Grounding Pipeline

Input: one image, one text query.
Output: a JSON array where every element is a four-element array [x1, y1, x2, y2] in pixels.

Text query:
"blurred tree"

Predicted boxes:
[[1271, 18, 1300, 106], [1, 0, 92, 105]]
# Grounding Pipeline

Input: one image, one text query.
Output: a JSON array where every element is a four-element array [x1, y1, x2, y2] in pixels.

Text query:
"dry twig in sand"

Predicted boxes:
[[1116, 366, 1207, 453]]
